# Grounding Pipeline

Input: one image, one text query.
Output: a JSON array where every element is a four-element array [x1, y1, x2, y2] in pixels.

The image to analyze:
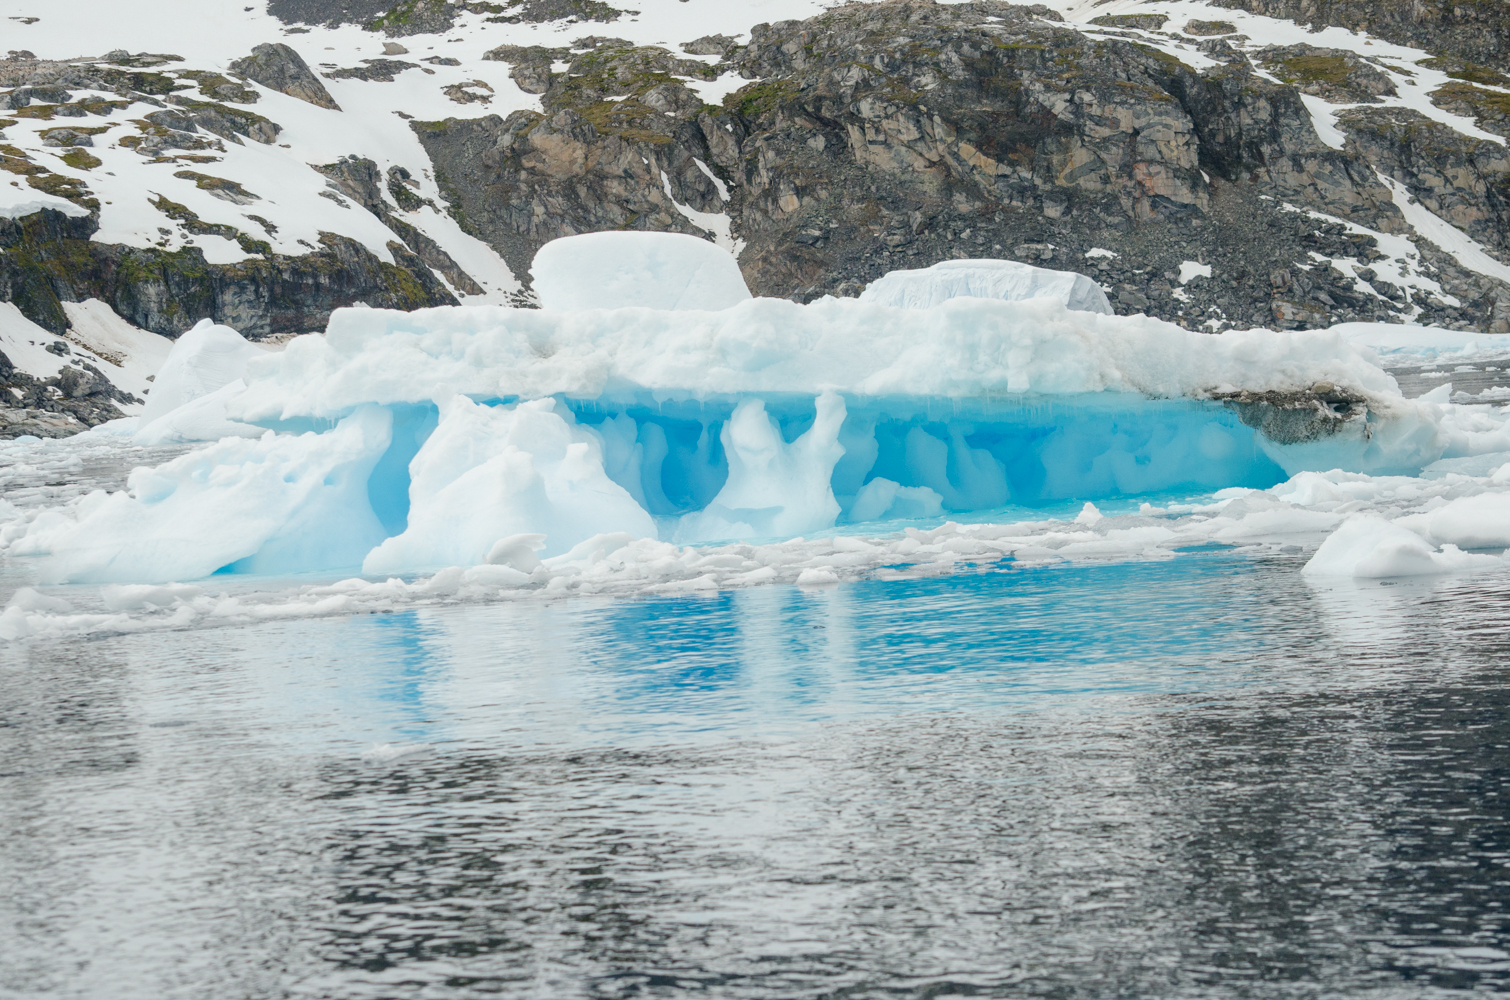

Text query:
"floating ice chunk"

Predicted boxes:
[[1302, 515, 1502, 577], [362, 397, 655, 574], [1422, 452, 1510, 479], [1075, 502, 1104, 524], [858, 258, 1113, 314], [15, 406, 393, 584], [848, 478, 944, 522], [232, 297, 1406, 423], [796, 566, 840, 587], [486, 533, 546, 572], [138, 319, 266, 423], [1332, 322, 1510, 361], [5, 587, 73, 613], [675, 392, 847, 542], [530, 231, 752, 312], [360, 743, 433, 765], [1397, 492, 1510, 550], [101, 583, 204, 611], [1420, 382, 1453, 404], [543, 532, 638, 572]]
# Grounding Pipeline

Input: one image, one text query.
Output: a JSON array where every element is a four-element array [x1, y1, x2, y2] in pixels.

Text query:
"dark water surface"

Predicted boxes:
[[3, 553, 1510, 999]]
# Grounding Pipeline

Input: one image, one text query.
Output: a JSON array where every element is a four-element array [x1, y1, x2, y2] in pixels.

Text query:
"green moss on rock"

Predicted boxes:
[[60, 148, 102, 170]]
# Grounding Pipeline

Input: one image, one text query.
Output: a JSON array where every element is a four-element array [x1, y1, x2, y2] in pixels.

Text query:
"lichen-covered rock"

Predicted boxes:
[[1337, 105, 1510, 252], [0, 206, 458, 340], [683, 34, 741, 57], [1184, 19, 1238, 36], [415, 39, 728, 275], [1255, 44, 1398, 104], [482, 44, 567, 94], [1429, 80, 1510, 139], [720, 0, 1401, 312], [315, 154, 485, 294], [227, 43, 340, 110], [160, 95, 280, 144], [1212, 0, 1510, 73], [0, 345, 141, 435], [326, 59, 421, 82], [1089, 14, 1168, 30]]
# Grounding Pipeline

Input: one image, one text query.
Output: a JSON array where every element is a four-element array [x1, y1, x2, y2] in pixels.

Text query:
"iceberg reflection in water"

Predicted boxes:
[[4, 552, 1510, 998]]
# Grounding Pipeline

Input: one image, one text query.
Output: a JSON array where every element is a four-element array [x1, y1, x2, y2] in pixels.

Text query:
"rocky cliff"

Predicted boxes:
[[0, 48, 467, 343], [416, 0, 1510, 332]]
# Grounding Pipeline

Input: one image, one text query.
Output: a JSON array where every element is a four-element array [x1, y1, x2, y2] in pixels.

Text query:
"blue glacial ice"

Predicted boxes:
[[5, 240, 1509, 591]]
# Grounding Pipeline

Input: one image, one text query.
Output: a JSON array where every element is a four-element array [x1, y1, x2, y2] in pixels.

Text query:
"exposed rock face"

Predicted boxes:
[[0, 47, 475, 348], [0, 349, 140, 436], [1184, 19, 1237, 36], [415, 40, 729, 277], [721, 4, 1407, 308], [1211, 0, 1510, 72], [228, 43, 340, 110], [351, 0, 629, 37], [1089, 14, 1168, 31], [327, 58, 421, 82], [315, 154, 485, 294], [148, 96, 281, 144], [1429, 78, 1510, 139], [1338, 106, 1510, 252], [1254, 45, 1398, 104], [0, 206, 458, 340]]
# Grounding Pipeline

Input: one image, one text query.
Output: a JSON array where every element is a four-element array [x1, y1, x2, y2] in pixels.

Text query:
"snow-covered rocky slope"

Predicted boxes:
[[1, 0, 1509, 437]]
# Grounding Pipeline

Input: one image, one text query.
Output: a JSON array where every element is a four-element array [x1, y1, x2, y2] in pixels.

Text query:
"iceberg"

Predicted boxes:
[[529, 231, 752, 312], [8, 235, 1499, 587], [858, 258, 1114, 314]]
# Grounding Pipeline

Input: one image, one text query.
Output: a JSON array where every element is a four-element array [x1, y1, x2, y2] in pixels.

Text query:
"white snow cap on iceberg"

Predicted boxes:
[[530, 232, 753, 312], [858, 258, 1114, 314]]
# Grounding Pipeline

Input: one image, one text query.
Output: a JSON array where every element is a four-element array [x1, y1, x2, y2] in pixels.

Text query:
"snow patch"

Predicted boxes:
[[1178, 261, 1212, 285]]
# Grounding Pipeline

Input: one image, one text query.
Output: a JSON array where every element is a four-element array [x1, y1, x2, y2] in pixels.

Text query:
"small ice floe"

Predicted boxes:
[[1302, 515, 1506, 578], [359, 743, 434, 766]]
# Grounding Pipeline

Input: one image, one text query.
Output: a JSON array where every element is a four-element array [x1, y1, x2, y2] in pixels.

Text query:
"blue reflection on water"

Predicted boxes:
[[319, 551, 1311, 753]]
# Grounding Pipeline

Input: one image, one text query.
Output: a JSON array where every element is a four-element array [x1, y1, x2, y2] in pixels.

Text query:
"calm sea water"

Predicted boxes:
[[3, 552, 1510, 999]]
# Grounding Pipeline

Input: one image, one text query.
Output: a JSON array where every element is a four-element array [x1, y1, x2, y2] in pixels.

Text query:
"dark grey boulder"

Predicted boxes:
[[228, 43, 340, 110]]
